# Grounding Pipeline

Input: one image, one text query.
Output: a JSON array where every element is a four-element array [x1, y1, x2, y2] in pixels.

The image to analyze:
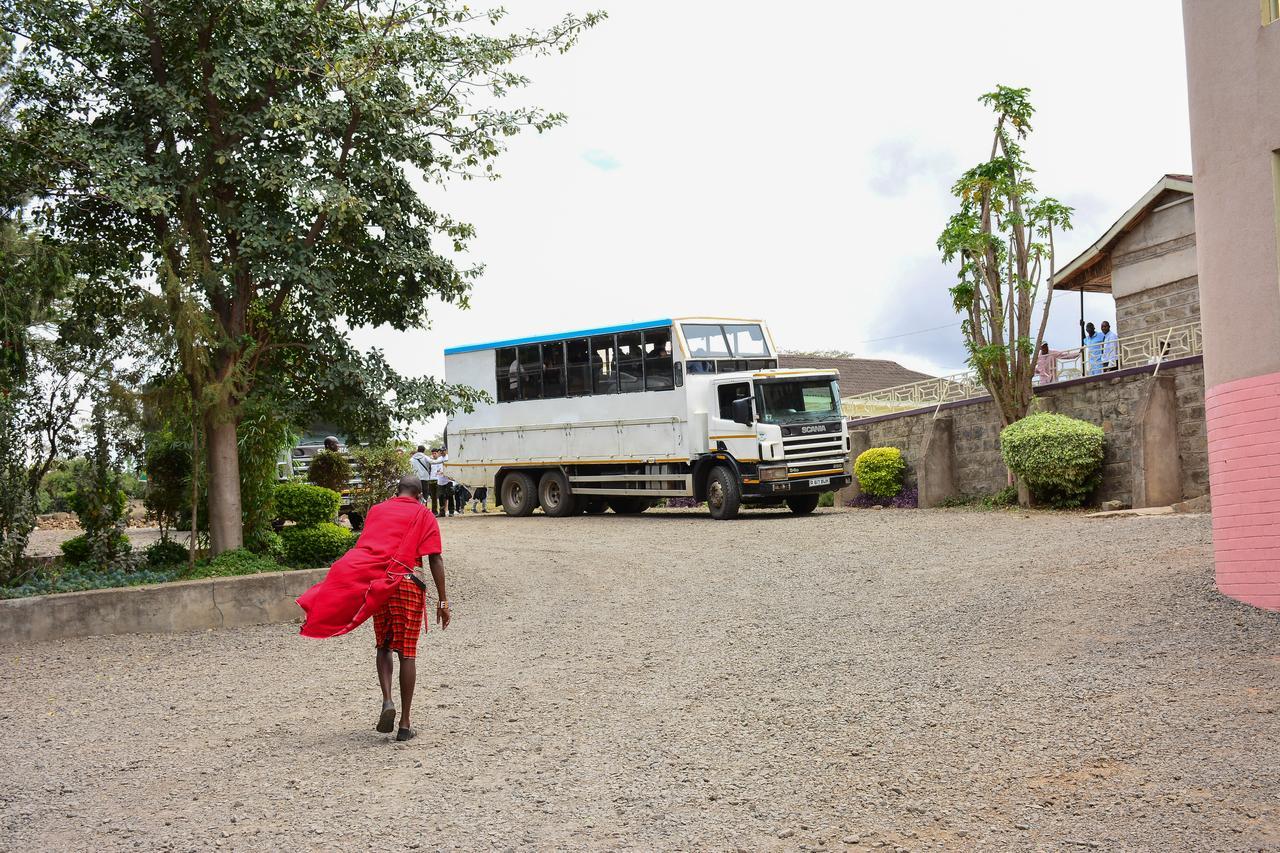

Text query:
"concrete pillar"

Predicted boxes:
[[837, 428, 871, 506], [1132, 374, 1183, 508], [1183, 2, 1280, 610], [917, 417, 957, 508]]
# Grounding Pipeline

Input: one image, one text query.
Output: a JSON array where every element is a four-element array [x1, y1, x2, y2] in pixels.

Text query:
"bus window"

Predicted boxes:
[[518, 344, 543, 400], [683, 324, 732, 358], [616, 331, 643, 393], [724, 323, 769, 357], [591, 335, 617, 394], [496, 347, 519, 402], [644, 328, 674, 390], [541, 341, 566, 398], [566, 338, 591, 396]]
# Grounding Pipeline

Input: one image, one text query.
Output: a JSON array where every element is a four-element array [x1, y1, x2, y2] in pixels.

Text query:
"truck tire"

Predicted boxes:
[[581, 499, 608, 515], [706, 466, 741, 520], [786, 494, 820, 515], [538, 470, 577, 517], [500, 472, 538, 517], [607, 497, 649, 514]]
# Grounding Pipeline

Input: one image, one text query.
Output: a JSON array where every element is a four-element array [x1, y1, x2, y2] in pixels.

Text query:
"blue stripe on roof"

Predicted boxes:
[[444, 319, 673, 355]]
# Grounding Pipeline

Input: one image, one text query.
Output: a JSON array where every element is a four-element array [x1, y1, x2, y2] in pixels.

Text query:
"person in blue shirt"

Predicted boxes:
[[1084, 322, 1106, 375], [1100, 320, 1120, 371]]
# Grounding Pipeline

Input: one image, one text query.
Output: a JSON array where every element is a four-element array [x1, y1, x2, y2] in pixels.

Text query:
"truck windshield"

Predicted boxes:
[[755, 378, 841, 425]]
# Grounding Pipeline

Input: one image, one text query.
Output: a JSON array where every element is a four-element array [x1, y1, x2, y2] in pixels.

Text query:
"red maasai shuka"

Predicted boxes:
[[296, 496, 442, 639]]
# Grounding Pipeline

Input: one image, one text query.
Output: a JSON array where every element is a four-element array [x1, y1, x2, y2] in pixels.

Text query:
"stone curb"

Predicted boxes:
[[0, 567, 328, 646]]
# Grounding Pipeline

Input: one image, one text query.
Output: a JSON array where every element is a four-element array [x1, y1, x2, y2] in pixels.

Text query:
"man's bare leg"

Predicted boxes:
[[375, 647, 396, 733], [397, 654, 416, 736]]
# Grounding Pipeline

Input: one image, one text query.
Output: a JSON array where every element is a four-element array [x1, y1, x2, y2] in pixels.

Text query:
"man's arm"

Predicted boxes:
[[427, 552, 450, 629]]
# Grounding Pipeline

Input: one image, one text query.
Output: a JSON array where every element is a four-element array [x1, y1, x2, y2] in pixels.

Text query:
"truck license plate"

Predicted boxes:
[[809, 477, 831, 487]]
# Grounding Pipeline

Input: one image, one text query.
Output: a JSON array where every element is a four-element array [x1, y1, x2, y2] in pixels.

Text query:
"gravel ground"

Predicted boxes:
[[25, 527, 168, 558], [1, 507, 1277, 851]]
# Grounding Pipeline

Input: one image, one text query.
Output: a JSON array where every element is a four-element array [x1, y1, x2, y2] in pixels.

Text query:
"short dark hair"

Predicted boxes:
[[431, 446, 443, 453], [416, 445, 426, 454], [396, 475, 422, 497]]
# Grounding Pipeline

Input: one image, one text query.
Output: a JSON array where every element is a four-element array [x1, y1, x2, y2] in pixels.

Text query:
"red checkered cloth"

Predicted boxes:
[[372, 576, 426, 658]]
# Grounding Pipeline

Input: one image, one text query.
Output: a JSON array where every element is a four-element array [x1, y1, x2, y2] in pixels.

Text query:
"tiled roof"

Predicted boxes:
[[776, 355, 934, 396]]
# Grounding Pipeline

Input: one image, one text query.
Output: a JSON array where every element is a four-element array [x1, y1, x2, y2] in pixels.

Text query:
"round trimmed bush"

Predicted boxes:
[[1000, 412, 1105, 508], [60, 533, 131, 566], [854, 447, 907, 498], [274, 483, 341, 525], [306, 450, 351, 493], [188, 548, 283, 579], [245, 528, 285, 563], [280, 522, 356, 567], [144, 538, 190, 568]]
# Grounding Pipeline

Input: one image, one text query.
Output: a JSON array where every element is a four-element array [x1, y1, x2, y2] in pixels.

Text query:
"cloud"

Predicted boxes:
[[867, 139, 957, 198], [861, 255, 969, 373], [582, 149, 621, 171]]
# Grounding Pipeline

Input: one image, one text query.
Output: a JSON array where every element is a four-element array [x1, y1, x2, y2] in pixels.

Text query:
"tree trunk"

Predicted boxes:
[[1016, 476, 1031, 508], [205, 408, 243, 555]]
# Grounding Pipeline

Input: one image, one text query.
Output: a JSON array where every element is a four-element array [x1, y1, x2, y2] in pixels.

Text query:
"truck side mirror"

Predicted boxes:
[[731, 396, 753, 425]]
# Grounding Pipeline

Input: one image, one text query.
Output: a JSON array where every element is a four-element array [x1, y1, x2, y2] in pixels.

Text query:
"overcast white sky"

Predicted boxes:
[[349, 1, 1192, 435]]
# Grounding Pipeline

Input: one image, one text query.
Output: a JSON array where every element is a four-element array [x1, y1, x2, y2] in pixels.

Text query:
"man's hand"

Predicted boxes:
[[436, 600, 452, 630]]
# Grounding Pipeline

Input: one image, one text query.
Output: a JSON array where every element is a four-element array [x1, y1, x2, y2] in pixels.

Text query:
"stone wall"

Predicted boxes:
[[853, 357, 1208, 507], [1115, 276, 1201, 335]]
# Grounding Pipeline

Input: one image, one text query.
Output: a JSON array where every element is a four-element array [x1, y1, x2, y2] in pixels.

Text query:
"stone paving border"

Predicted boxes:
[[0, 568, 325, 646]]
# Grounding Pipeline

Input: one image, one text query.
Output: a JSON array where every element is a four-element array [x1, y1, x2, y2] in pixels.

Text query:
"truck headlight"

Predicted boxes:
[[759, 465, 787, 482]]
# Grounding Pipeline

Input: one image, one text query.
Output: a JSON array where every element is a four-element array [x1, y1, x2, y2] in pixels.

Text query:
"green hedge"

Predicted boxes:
[[281, 522, 356, 567], [144, 539, 189, 568], [1000, 412, 1105, 508], [274, 483, 340, 525], [60, 533, 131, 566], [306, 450, 352, 493], [187, 548, 284, 579], [854, 447, 906, 498]]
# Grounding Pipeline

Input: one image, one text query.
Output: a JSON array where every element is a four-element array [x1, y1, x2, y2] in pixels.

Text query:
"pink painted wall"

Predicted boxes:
[[1183, 1, 1280, 610]]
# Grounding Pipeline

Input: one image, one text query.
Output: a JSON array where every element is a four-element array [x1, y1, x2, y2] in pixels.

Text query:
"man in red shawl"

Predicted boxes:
[[297, 475, 451, 741]]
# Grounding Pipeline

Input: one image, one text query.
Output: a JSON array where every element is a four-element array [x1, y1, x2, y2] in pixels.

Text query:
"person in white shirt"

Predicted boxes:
[[428, 447, 453, 516]]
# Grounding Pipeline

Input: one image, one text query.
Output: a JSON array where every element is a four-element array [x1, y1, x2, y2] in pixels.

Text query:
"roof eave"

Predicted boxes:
[[1051, 176, 1194, 293]]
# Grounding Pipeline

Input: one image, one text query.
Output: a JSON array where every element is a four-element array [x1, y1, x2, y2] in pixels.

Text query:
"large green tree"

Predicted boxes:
[[938, 86, 1072, 429], [4, 1, 602, 552]]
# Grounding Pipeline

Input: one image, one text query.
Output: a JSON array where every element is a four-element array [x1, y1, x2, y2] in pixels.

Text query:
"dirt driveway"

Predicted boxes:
[[1, 507, 1277, 851]]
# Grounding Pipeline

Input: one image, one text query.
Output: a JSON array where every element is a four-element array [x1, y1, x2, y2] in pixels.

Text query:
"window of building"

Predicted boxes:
[[591, 335, 617, 394], [566, 338, 591, 396], [1265, 0, 1279, 25], [542, 341, 566, 398], [616, 331, 644, 393], [518, 344, 543, 400], [643, 328, 674, 390], [717, 381, 751, 420], [496, 347, 519, 402]]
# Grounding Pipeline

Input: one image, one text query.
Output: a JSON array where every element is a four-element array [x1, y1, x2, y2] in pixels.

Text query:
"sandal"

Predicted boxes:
[[376, 706, 396, 734]]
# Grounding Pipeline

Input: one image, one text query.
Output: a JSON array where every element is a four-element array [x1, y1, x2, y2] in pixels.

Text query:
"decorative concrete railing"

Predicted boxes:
[[842, 321, 1203, 419]]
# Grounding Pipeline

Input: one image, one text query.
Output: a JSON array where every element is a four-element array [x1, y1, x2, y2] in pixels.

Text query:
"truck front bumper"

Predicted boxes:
[[744, 473, 851, 497]]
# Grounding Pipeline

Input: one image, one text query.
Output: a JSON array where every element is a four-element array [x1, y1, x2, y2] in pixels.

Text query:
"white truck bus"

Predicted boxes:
[[443, 317, 852, 520]]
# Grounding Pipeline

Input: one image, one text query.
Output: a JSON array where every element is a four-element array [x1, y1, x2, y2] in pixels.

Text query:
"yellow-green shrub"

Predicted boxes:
[[854, 447, 906, 498]]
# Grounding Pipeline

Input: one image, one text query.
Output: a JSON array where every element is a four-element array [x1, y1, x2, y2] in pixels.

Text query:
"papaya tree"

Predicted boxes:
[[3, 0, 603, 553], [937, 86, 1073, 429]]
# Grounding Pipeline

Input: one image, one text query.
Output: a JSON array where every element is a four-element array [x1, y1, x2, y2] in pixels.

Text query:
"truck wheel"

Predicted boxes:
[[607, 497, 649, 514], [538, 470, 577, 517], [581, 499, 608, 515], [706, 466, 741, 520], [500, 472, 538, 517], [786, 494, 820, 515]]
